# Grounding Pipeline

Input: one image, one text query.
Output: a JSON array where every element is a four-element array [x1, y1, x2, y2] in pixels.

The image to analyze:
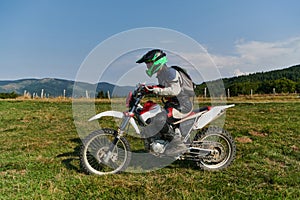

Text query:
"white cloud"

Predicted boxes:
[[160, 36, 300, 82], [212, 36, 300, 77], [233, 69, 246, 76], [98, 36, 300, 86]]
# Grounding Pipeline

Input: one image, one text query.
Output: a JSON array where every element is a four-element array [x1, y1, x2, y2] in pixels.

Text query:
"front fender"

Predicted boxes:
[[88, 111, 140, 134]]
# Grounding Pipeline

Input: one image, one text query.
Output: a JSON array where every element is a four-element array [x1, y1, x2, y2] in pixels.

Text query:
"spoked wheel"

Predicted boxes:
[[80, 129, 131, 175], [193, 126, 236, 170]]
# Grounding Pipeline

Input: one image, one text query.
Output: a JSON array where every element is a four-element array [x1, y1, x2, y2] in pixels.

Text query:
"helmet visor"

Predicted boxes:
[[145, 64, 156, 77], [145, 56, 167, 77]]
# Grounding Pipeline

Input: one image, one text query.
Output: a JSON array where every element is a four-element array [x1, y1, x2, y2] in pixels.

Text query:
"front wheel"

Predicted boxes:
[[80, 128, 131, 175], [193, 126, 236, 170]]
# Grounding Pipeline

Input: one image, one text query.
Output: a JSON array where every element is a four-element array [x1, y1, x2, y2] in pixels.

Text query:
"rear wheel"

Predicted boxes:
[[193, 126, 236, 170], [80, 129, 131, 175]]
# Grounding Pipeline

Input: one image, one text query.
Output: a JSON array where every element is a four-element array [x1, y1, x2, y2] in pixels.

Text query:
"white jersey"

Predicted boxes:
[[156, 66, 182, 96], [156, 66, 193, 116]]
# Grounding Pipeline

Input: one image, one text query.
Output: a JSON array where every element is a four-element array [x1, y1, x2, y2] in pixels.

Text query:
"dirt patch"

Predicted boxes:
[[0, 169, 27, 176], [249, 131, 268, 137], [236, 136, 253, 143], [291, 145, 299, 152]]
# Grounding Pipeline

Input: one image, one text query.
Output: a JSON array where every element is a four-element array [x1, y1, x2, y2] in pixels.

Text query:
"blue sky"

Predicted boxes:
[[1, 0, 300, 84]]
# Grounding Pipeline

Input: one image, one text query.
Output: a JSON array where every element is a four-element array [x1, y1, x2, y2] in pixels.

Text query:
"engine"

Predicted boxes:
[[151, 140, 168, 154]]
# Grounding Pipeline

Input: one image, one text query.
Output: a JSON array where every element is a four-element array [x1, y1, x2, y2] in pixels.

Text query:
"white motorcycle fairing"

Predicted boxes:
[[193, 105, 235, 129], [88, 105, 234, 135], [88, 111, 141, 134]]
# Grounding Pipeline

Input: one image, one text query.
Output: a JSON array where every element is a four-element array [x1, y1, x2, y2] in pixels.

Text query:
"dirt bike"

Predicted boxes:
[[80, 84, 236, 175]]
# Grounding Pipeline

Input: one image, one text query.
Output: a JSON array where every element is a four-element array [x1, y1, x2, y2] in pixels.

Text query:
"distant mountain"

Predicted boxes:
[[2, 64, 299, 98], [195, 64, 300, 96], [0, 78, 134, 98]]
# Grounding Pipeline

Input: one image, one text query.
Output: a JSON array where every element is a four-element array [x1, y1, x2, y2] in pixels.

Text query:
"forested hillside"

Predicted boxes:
[[0, 78, 134, 98], [195, 64, 300, 96], [1, 65, 299, 98]]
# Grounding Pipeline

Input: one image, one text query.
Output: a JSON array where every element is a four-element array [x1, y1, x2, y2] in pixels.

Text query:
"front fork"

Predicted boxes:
[[103, 113, 132, 163]]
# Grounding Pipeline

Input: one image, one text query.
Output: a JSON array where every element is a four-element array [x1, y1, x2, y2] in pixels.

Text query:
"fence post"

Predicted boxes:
[[107, 90, 111, 100], [86, 90, 89, 99], [41, 89, 44, 98]]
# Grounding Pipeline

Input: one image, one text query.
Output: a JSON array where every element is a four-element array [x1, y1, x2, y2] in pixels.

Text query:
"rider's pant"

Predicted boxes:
[[142, 96, 193, 141], [141, 110, 172, 140]]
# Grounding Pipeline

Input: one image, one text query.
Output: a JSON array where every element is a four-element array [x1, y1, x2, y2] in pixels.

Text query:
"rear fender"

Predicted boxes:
[[193, 105, 234, 129], [88, 111, 140, 134]]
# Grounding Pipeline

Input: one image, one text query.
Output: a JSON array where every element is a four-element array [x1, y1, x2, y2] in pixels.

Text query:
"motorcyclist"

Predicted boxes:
[[136, 49, 193, 156]]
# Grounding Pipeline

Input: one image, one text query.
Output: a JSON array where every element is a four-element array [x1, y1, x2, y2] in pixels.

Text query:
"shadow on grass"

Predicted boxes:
[[128, 149, 201, 172], [57, 138, 82, 173], [57, 138, 201, 174], [169, 159, 200, 170]]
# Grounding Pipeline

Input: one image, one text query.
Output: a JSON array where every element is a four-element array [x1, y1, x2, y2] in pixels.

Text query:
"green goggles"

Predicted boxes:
[[145, 56, 167, 77]]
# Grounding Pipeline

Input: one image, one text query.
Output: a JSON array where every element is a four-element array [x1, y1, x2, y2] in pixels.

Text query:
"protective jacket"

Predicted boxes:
[[156, 66, 193, 118]]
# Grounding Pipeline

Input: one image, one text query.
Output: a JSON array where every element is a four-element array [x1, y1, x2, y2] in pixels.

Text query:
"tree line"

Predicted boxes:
[[0, 92, 20, 99], [2, 65, 299, 98], [195, 65, 300, 97]]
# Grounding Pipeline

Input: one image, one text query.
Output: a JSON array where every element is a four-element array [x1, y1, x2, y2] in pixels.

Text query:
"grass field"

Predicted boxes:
[[0, 96, 299, 199]]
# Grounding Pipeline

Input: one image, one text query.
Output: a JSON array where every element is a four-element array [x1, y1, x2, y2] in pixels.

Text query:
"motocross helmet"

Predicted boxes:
[[136, 49, 168, 77]]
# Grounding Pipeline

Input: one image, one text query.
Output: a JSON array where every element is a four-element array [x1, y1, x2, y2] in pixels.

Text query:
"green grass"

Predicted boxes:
[[0, 99, 299, 199]]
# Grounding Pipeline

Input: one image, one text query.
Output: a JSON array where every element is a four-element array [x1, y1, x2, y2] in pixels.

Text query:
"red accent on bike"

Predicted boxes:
[[186, 111, 196, 117], [123, 112, 135, 117], [152, 85, 161, 88], [125, 91, 132, 107], [140, 101, 157, 114], [167, 107, 173, 118]]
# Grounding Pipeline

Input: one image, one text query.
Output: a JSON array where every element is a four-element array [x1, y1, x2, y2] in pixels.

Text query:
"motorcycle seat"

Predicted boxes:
[[172, 106, 211, 125], [193, 106, 211, 113]]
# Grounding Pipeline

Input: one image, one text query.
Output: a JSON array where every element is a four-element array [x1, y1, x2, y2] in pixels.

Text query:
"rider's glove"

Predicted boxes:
[[152, 87, 162, 95], [141, 85, 153, 95]]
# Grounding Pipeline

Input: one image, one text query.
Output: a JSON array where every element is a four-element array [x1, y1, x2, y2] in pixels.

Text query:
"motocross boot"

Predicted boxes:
[[162, 127, 187, 157], [164, 135, 188, 157]]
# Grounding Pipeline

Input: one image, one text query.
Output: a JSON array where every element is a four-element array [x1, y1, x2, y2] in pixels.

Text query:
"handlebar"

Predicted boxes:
[[135, 83, 164, 96], [144, 85, 154, 92]]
